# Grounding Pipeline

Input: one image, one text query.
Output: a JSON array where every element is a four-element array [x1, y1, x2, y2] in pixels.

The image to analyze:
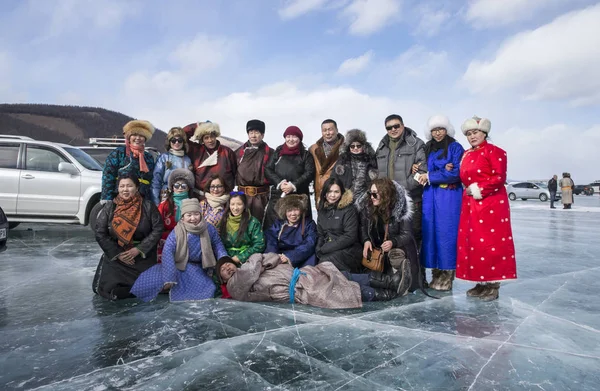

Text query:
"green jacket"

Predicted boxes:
[[223, 216, 266, 262]]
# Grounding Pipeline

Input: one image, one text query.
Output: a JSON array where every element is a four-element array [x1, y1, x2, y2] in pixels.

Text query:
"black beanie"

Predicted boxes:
[[246, 119, 265, 134]]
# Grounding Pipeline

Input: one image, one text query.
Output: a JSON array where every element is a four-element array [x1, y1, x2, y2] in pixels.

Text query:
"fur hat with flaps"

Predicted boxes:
[[424, 115, 455, 141], [215, 256, 238, 284], [341, 129, 375, 155], [168, 168, 195, 190], [189, 121, 221, 144], [461, 115, 491, 135], [164, 127, 189, 152], [123, 120, 155, 141], [275, 194, 309, 220]]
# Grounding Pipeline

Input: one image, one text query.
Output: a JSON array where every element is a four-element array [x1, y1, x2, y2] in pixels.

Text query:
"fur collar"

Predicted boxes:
[[337, 189, 354, 209], [312, 134, 344, 175], [356, 180, 413, 222]]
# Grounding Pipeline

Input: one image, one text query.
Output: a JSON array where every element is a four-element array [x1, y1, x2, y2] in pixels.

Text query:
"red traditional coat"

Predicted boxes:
[[156, 201, 178, 263], [456, 141, 517, 282]]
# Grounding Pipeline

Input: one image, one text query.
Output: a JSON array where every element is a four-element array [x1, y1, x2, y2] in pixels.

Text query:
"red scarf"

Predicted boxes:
[[280, 144, 300, 156], [126, 140, 149, 173]]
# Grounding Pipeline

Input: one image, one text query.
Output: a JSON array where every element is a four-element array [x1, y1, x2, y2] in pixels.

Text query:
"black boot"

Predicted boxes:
[[373, 288, 397, 301], [369, 271, 400, 290]]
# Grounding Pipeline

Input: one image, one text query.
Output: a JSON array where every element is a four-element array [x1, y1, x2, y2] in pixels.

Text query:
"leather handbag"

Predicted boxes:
[[361, 224, 388, 272]]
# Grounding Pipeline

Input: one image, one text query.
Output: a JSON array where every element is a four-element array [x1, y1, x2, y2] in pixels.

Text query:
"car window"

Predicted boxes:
[[512, 183, 525, 188], [63, 147, 102, 171], [78, 148, 112, 166], [0, 143, 20, 169], [25, 146, 68, 172]]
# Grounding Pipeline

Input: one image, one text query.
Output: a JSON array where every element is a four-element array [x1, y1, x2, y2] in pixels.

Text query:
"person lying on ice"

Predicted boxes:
[[215, 253, 411, 309]]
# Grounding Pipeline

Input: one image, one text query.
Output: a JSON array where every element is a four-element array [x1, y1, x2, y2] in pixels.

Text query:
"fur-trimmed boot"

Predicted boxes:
[[429, 269, 442, 290], [434, 270, 455, 291], [466, 284, 486, 297], [479, 283, 500, 301], [373, 288, 397, 301]]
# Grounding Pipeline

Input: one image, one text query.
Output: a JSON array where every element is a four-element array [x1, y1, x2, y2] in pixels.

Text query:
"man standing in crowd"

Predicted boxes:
[[235, 119, 273, 224], [376, 114, 426, 247], [548, 174, 558, 209], [309, 119, 345, 207]]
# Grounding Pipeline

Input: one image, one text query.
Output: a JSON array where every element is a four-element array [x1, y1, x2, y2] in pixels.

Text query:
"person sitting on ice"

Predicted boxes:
[[130, 198, 228, 302], [264, 194, 318, 268], [216, 252, 412, 308]]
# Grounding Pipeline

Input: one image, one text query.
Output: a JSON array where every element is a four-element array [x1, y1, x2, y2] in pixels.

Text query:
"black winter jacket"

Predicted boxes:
[[548, 178, 558, 192]]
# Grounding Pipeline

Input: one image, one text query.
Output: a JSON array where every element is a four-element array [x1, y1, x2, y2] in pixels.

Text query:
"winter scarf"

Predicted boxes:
[[280, 144, 300, 156], [173, 219, 216, 271], [314, 135, 344, 175], [205, 193, 230, 211], [112, 193, 143, 247], [126, 140, 149, 173], [226, 213, 242, 236], [425, 136, 456, 160], [169, 149, 185, 157], [172, 192, 188, 221]]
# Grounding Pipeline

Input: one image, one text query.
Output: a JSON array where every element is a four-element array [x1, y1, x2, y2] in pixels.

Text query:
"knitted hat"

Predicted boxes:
[[168, 168, 195, 190], [424, 115, 455, 141], [164, 127, 189, 152], [246, 119, 265, 134], [461, 116, 491, 135], [283, 125, 303, 141], [123, 120, 155, 141], [189, 121, 221, 144], [215, 257, 238, 284], [180, 198, 201, 216]]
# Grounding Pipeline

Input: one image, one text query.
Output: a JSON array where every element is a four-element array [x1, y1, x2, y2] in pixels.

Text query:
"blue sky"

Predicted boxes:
[[1, 0, 599, 181]]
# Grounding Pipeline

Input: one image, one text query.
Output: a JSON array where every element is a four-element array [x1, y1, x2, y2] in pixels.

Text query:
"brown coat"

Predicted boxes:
[[309, 135, 344, 206], [226, 253, 362, 309]]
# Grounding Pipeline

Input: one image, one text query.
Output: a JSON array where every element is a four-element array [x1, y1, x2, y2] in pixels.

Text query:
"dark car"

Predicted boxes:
[[573, 185, 594, 196], [0, 206, 8, 253]]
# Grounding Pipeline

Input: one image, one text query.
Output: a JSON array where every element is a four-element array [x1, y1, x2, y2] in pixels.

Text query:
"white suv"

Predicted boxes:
[[0, 137, 103, 229]]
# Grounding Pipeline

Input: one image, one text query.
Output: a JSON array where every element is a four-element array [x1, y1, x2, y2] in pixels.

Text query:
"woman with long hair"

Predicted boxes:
[[131, 198, 228, 302], [151, 127, 192, 205], [358, 177, 420, 292], [316, 177, 362, 272], [418, 115, 464, 291], [93, 173, 163, 300], [456, 116, 517, 301], [156, 168, 194, 262], [199, 174, 231, 228]]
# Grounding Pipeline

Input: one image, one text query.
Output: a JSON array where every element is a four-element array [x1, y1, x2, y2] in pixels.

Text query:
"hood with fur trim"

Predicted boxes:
[[338, 129, 376, 162], [275, 194, 309, 220], [189, 122, 221, 144], [356, 180, 413, 222], [168, 168, 195, 190], [123, 120, 155, 141], [424, 115, 455, 141]]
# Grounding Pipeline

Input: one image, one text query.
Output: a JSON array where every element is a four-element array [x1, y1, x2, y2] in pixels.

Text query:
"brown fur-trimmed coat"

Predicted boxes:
[[309, 134, 344, 206]]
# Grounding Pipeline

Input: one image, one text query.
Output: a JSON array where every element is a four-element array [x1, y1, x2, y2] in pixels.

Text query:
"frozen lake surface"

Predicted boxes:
[[1, 196, 599, 390]]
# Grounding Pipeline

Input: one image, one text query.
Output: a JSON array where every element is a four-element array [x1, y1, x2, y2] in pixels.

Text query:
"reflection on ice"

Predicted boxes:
[[1, 196, 600, 390]]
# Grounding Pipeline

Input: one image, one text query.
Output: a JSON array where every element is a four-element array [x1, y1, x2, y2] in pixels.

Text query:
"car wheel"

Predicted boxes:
[[508, 193, 516, 201], [88, 202, 104, 232], [8, 222, 20, 229], [539, 193, 548, 202]]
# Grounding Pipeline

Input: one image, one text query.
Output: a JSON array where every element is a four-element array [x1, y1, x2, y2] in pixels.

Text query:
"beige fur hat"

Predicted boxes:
[[461, 116, 491, 135], [425, 115, 455, 141], [189, 121, 221, 144], [275, 194, 309, 220], [123, 120, 155, 141]]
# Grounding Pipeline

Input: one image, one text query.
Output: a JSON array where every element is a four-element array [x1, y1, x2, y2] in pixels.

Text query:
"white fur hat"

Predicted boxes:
[[189, 121, 221, 144], [461, 116, 491, 135], [424, 115, 455, 141]]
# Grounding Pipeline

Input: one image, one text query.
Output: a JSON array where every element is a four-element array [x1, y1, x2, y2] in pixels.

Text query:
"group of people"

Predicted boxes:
[[548, 173, 575, 209], [92, 113, 517, 308]]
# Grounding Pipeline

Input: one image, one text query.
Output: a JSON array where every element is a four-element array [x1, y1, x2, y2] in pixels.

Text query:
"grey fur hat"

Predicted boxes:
[[168, 168, 195, 190], [275, 194, 309, 220]]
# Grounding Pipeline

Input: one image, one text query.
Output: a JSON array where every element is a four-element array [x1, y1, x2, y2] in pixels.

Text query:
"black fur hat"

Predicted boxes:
[[246, 119, 265, 134]]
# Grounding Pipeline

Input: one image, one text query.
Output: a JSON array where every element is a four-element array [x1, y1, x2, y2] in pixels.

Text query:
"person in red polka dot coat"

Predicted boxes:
[[456, 116, 517, 301]]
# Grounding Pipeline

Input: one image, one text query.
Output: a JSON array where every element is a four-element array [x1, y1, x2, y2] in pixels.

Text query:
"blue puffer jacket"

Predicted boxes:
[[151, 153, 192, 205]]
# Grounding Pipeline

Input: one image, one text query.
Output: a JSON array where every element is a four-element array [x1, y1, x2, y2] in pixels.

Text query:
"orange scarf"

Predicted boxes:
[[126, 140, 149, 173], [112, 193, 143, 247]]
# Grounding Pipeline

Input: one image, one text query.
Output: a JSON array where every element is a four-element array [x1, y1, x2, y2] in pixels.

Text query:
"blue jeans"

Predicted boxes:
[[342, 272, 375, 302], [550, 191, 556, 208]]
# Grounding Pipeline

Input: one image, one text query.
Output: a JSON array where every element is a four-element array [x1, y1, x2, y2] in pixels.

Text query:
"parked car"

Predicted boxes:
[[0, 206, 8, 253], [507, 182, 558, 202], [0, 137, 103, 230], [76, 138, 160, 167], [573, 185, 594, 196]]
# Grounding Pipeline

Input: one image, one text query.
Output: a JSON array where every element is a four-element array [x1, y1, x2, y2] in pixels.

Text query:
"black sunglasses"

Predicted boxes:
[[173, 183, 189, 190], [349, 144, 363, 150], [170, 137, 184, 144], [385, 124, 402, 131], [368, 191, 379, 199]]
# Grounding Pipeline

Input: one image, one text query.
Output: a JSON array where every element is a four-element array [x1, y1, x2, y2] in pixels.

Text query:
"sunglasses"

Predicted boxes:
[[349, 144, 363, 150], [230, 191, 245, 196], [170, 137, 184, 144], [385, 124, 402, 131], [368, 191, 379, 199], [173, 183, 189, 190]]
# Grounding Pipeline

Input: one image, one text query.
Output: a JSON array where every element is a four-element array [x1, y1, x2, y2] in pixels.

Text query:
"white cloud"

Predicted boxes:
[[414, 7, 451, 37], [170, 34, 235, 74], [337, 50, 373, 75], [278, 0, 329, 20], [462, 4, 600, 106], [387, 45, 448, 79], [342, 0, 401, 35], [465, 0, 567, 28]]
